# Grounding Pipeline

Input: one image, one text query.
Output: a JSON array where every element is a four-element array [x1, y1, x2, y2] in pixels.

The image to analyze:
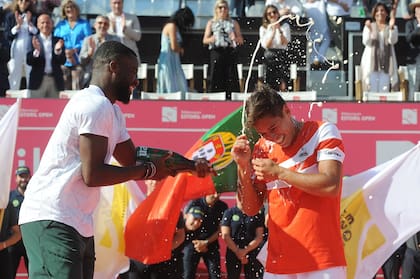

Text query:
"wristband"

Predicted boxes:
[[143, 162, 157, 179]]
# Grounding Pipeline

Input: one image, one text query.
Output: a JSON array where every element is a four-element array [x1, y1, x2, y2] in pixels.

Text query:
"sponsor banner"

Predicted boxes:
[[1, 99, 419, 182]]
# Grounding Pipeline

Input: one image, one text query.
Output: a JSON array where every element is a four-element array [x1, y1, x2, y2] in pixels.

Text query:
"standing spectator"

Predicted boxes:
[[303, 0, 331, 67], [80, 15, 118, 88], [26, 13, 65, 98], [183, 192, 228, 279], [203, 0, 243, 99], [31, 0, 60, 15], [54, 0, 91, 90], [326, 0, 353, 62], [8, 166, 30, 279], [18, 40, 214, 279], [156, 7, 195, 95], [230, 0, 256, 17], [231, 86, 346, 278], [266, 0, 305, 16], [4, 0, 38, 90], [360, 2, 399, 92], [405, 0, 420, 100], [0, 194, 22, 279], [31, 0, 61, 25], [402, 232, 420, 279], [259, 4, 291, 91], [107, 0, 141, 64], [1, 1, 12, 11], [0, 30, 10, 97], [221, 193, 265, 279]]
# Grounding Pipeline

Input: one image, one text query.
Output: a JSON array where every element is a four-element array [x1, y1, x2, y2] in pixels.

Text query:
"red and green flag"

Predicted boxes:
[[124, 106, 258, 264]]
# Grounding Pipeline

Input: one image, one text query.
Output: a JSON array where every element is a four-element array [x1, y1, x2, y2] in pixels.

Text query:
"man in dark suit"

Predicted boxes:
[[26, 13, 65, 98]]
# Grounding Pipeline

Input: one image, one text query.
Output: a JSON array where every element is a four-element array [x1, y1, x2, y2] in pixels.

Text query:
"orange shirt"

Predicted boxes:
[[253, 121, 346, 274]]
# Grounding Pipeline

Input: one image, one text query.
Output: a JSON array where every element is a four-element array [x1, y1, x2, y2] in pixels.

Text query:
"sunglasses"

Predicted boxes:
[[267, 10, 278, 16], [217, 5, 227, 10]]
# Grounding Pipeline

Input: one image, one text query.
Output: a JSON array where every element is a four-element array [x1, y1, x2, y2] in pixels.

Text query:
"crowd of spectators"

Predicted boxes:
[[0, 0, 419, 99]]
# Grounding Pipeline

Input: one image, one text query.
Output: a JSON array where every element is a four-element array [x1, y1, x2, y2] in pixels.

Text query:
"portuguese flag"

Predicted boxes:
[[124, 106, 258, 264]]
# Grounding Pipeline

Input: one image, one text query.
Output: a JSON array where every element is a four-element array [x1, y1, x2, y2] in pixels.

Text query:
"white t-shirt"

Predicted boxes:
[[19, 85, 130, 237], [259, 23, 291, 49]]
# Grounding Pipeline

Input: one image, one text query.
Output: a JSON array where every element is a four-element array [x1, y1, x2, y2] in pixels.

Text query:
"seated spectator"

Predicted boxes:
[[80, 15, 118, 88], [54, 0, 91, 90], [360, 2, 399, 92], [26, 13, 65, 98], [4, 0, 38, 90]]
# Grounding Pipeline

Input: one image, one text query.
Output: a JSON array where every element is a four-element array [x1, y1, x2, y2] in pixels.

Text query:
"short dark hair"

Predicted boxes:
[[245, 86, 287, 128], [92, 40, 137, 70]]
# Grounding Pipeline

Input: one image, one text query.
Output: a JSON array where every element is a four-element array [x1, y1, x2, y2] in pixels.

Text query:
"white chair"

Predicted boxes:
[[363, 91, 404, 102], [414, 92, 420, 101], [231, 92, 249, 101], [184, 92, 226, 101], [5, 89, 30, 98], [279, 91, 317, 101], [137, 63, 148, 92], [181, 64, 194, 90], [140, 91, 182, 100], [153, 64, 159, 91], [203, 64, 208, 92], [59, 90, 79, 99]]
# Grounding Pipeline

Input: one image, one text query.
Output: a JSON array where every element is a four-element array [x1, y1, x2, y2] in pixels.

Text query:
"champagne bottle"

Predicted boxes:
[[135, 146, 197, 173]]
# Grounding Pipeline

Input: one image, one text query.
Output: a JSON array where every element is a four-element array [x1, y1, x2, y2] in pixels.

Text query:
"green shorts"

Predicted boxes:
[[20, 220, 95, 279]]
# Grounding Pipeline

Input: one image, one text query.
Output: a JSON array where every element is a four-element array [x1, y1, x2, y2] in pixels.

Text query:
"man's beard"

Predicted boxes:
[[115, 81, 131, 104]]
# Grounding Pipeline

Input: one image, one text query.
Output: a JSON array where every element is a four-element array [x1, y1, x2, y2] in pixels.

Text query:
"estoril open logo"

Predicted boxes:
[[192, 132, 236, 171]]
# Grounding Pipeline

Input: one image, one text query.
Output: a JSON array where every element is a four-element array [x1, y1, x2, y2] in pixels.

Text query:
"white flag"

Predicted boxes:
[[341, 143, 420, 279], [0, 99, 21, 209], [93, 180, 145, 279]]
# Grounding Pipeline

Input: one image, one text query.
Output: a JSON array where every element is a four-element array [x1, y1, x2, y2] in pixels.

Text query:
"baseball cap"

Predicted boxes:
[[16, 166, 30, 176], [187, 206, 204, 219]]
